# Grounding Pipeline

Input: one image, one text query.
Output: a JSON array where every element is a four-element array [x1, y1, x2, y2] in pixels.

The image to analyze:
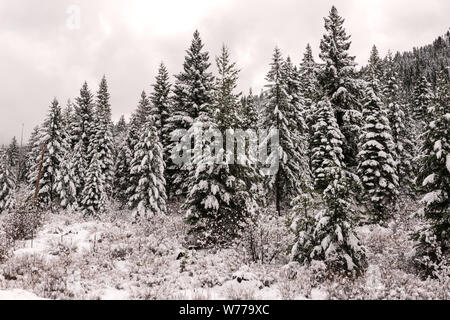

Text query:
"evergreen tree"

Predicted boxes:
[[113, 140, 131, 207], [283, 56, 310, 197], [214, 45, 241, 128], [185, 46, 258, 246], [62, 99, 74, 131], [61, 100, 76, 153], [25, 126, 44, 191], [262, 47, 305, 215], [412, 75, 433, 124], [6, 136, 19, 168], [357, 87, 398, 221], [283, 57, 307, 134], [413, 72, 450, 274], [90, 75, 115, 197], [166, 30, 215, 197], [318, 6, 363, 168], [129, 91, 151, 147], [292, 166, 367, 274], [383, 54, 415, 193], [128, 116, 167, 219], [81, 153, 106, 217], [299, 43, 320, 107], [63, 100, 79, 159], [30, 99, 66, 209], [185, 120, 257, 247], [55, 151, 78, 210], [0, 150, 16, 213], [150, 62, 172, 145], [393, 31, 449, 92], [293, 99, 366, 273], [72, 82, 95, 196], [113, 115, 128, 153], [240, 88, 259, 130], [55, 101, 79, 210], [367, 45, 384, 82], [125, 91, 151, 203], [114, 115, 128, 137], [309, 100, 346, 192]]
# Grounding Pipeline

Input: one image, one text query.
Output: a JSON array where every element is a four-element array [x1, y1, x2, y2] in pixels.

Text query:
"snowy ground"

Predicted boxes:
[[0, 202, 448, 300]]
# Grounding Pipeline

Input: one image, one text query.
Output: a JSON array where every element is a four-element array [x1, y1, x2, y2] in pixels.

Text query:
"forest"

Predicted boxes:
[[0, 6, 449, 300]]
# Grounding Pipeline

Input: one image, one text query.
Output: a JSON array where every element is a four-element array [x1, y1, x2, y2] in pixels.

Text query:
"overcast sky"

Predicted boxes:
[[0, 0, 448, 145]]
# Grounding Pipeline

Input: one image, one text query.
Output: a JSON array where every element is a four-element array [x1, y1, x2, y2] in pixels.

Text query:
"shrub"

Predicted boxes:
[[3, 207, 43, 241], [237, 208, 294, 264]]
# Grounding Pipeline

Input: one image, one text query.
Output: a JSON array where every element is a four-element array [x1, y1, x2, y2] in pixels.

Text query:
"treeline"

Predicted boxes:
[[0, 6, 448, 276]]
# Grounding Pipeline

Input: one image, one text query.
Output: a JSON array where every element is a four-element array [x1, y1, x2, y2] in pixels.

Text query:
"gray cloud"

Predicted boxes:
[[0, 0, 448, 145]]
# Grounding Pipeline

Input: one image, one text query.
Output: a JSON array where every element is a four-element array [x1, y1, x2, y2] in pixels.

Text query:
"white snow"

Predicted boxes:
[[0, 289, 45, 300], [0, 204, 448, 300], [422, 174, 436, 186], [310, 288, 328, 300], [446, 154, 450, 174], [421, 190, 442, 205]]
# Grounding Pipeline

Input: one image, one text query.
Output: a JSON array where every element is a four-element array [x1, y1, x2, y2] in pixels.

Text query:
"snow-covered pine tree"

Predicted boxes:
[[90, 75, 115, 197], [283, 57, 308, 135], [113, 115, 128, 155], [114, 115, 127, 138], [240, 88, 259, 130], [292, 99, 366, 273], [366, 45, 384, 83], [62, 99, 74, 121], [262, 47, 304, 215], [318, 6, 363, 168], [357, 86, 398, 222], [309, 99, 346, 192], [61, 100, 76, 149], [128, 91, 151, 150], [166, 30, 215, 198], [55, 150, 78, 211], [72, 82, 95, 196], [383, 54, 415, 194], [299, 43, 320, 108], [125, 91, 151, 203], [185, 47, 257, 247], [214, 45, 241, 128], [292, 166, 367, 274], [412, 75, 433, 125], [0, 150, 16, 213], [185, 122, 257, 247], [413, 71, 450, 273], [30, 98, 66, 209], [283, 56, 311, 198], [6, 137, 19, 168], [113, 139, 131, 207], [287, 52, 316, 220], [150, 62, 172, 146], [81, 153, 106, 217], [53, 101, 79, 210], [25, 126, 44, 191], [64, 100, 81, 175], [128, 115, 167, 219]]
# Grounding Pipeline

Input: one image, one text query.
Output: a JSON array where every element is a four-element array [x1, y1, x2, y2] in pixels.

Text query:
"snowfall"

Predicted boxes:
[[0, 201, 448, 300]]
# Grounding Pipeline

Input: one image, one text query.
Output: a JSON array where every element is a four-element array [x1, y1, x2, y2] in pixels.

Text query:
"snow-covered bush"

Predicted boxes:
[[237, 207, 294, 264], [0, 231, 12, 263], [0, 254, 72, 299], [3, 206, 42, 241]]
